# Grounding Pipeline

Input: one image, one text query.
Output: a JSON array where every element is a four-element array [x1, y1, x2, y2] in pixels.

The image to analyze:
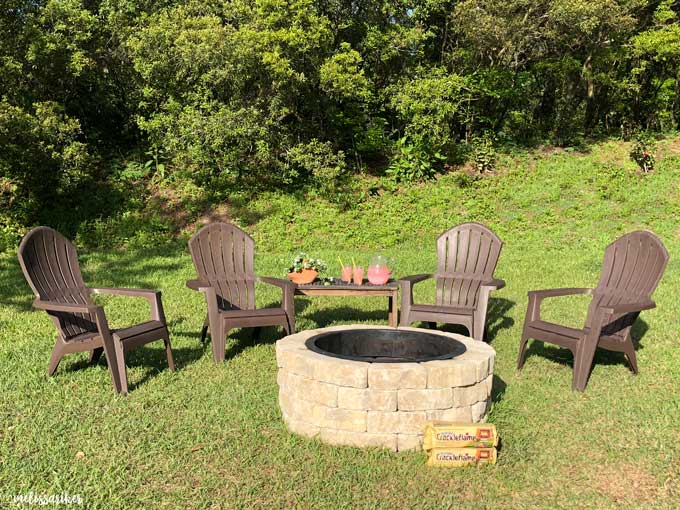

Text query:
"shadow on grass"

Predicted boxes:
[[176, 299, 296, 362], [491, 374, 507, 404], [223, 325, 290, 361], [485, 298, 515, 343], [522, 318, 650, 371], [408, 297, 515, 342], [302, 304, 394, 328], [63, 342, 205, 392]]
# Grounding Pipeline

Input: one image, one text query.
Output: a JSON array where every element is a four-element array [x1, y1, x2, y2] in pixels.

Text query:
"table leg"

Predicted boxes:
[[388, 292, 398, 328]]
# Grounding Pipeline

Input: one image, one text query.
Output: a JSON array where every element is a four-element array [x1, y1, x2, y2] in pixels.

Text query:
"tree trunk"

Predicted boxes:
[[584, 54, 596, 135]]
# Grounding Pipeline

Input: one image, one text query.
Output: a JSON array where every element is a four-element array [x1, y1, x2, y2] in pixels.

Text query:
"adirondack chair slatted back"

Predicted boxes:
[[18, 227, 97, 339], [189, 223, 256, 310], [435, 223, 503, 308], [586, 231, 668, 329]]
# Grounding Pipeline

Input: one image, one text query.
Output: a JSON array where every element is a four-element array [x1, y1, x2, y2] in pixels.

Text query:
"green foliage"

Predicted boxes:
[[0, 99, 96, 248], [388, 69, 470, 149], [320, 43, 372, 102], [287, 252, 327, 273], [471, 133, 497, 174], [629, 133, 657, 173], [2, 0, 680, 242], [283, 140, 347, 195], [386, 137, 446, 183]]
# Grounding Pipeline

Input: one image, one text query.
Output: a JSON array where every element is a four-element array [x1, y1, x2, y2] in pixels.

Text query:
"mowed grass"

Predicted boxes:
[[2, 139, 680, 509]]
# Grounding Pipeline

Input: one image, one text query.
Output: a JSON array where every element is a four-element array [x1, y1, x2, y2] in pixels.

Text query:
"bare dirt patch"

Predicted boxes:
[[588, 462, 663, 506], [190, 203, 232, 230]]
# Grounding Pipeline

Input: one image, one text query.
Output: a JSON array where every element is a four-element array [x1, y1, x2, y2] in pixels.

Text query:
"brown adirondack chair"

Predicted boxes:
[[399, 222, 505, 341], [18, 227, 174, 394], [187, 223, 295, 363], [518, 230, 669, 391]]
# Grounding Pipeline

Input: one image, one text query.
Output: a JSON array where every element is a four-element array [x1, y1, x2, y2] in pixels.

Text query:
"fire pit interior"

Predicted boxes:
[[306, 328, 466, 363], [277, 325, 495, 452]]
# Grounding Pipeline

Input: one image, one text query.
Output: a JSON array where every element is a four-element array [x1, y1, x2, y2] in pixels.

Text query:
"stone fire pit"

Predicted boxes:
[[276, 325, 495, 451]]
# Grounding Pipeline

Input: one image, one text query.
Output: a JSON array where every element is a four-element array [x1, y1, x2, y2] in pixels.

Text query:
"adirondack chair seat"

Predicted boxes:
[[399, 223, 505, 342], [187, 223, 295, 363], [523, 320, 584, 346], [18, 227, 175, 394], [409, 303, 475, 314], [112, 320, 167, 345], [217, 307, 288, 318], [518, 231, 668, 391]]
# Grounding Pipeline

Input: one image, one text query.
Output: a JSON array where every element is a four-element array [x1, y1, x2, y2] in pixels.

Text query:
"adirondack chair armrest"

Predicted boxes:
[[256, 276, 295, 291], [91, 287, 160, 298], [186, 279, 210, 291], [33, 299, 100, 314], [91, 288, 165, 322], [399, 274, 433, 304], [481, 278, 505, 290], [601, 300, 656, 315], [257, 277, 295, 311], [526, 288, 593, 321], [528, 287, 593, 300], [398, 274, 433, 286]]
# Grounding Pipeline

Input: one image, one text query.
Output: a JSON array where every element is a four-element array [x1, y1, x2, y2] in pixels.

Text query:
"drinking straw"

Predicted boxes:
[[351, 257, 356, 270], [337, 255, 344, 269]]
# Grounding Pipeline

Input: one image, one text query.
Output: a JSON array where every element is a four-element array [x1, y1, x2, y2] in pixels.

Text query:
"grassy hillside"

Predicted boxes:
[[1, 138, 679, 509]]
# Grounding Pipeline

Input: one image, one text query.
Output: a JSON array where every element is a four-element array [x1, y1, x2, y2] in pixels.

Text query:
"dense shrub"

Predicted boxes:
[[1, 0, 680, 245]]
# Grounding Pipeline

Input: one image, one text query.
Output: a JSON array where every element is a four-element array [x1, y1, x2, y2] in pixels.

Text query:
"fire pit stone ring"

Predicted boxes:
[[276, 325, 495, 452]]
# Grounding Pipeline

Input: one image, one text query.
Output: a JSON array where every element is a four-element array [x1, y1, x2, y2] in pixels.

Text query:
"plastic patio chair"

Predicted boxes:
[[399, 222, 505, 341], [18, 227, 175, 394], [186, 223, 295, 363], [518, 230, 669, 391]]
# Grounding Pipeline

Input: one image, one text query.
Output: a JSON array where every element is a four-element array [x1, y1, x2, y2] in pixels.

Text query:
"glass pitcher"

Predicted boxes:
[[367, 255, 391, 285]]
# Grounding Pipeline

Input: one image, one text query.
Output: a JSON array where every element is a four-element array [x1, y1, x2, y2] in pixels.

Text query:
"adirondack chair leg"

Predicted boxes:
[[113, 340, 128, 395], [573, 338, 598, 391], [517, 332, 530, 370], [399, 288, 412, 327], [88, 347, 103, 364], [473, 289, 492, 341], [200, 315, 209, 344], [47, 338, 65, 376], [211, 327, 226, 363], [472, 315, 487, 342], [162, 330, 175, 372], [398, 312, 411, 327], [622, 338, 638, 374], [99, 335, 122, 394], [284, 315, 294, 335]]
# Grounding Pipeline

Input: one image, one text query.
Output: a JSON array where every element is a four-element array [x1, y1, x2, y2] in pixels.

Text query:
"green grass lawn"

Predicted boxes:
[[2, 139, 680, 509]]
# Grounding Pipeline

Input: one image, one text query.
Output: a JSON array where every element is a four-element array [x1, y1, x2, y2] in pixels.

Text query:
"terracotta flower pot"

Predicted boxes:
[[287, 269, 318, 284]]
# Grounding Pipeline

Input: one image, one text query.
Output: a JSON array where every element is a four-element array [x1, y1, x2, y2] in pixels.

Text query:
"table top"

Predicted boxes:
[[295, 279, 398, 291]]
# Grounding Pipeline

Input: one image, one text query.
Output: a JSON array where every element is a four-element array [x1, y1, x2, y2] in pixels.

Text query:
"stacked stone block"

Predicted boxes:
[[276, 326, 495, 452]]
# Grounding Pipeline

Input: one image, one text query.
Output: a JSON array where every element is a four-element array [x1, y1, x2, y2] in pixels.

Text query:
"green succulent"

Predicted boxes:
[[288, 252, 327, 273]]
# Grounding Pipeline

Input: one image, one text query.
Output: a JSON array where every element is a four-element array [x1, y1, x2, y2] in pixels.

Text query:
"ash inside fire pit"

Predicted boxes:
[[306, 328, 466, 363]]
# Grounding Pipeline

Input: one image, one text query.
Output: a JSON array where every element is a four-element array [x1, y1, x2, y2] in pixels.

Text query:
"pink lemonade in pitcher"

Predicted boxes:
[[367, 256, 391, 285]]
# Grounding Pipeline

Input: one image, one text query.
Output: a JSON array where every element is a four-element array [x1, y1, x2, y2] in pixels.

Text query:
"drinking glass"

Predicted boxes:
[[353, 266, 364, 285], [341, 265, 353, 283]]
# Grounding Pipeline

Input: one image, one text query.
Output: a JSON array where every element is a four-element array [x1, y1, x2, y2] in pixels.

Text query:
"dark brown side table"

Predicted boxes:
[[294, 280, 399, 327]]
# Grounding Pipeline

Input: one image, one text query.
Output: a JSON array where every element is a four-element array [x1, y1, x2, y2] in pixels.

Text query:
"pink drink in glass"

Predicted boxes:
[[341, 265, 353, 283], [353, 266, 364, 285], [367, 265, 390, 285], [367, 255, 391, 284]]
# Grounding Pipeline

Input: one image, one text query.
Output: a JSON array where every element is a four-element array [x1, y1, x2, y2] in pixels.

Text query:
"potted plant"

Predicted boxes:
[[287, 252, 327, 284]]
